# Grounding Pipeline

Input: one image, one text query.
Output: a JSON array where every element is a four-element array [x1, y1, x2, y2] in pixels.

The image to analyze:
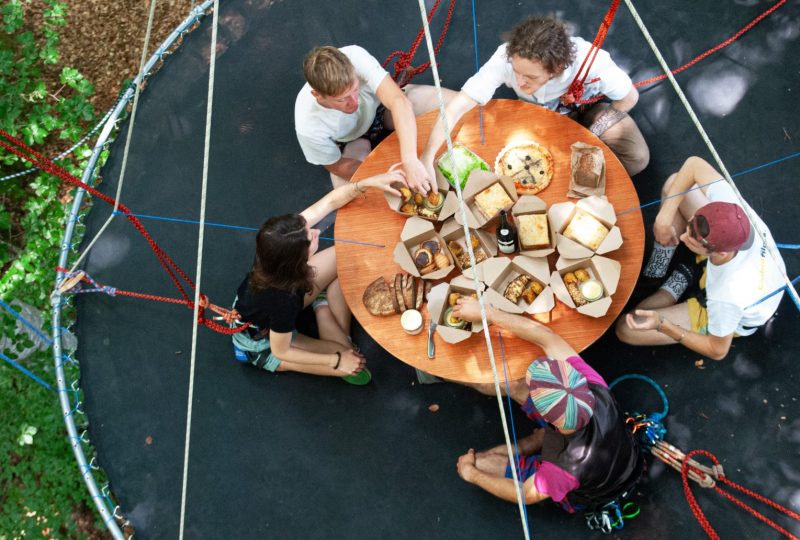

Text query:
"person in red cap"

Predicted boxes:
[[616, 156, 787, 360], [452, 297, 643, 514]]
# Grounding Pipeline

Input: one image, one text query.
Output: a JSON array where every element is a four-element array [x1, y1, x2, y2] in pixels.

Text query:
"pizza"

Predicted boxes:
[[494, 141, 554, 195]]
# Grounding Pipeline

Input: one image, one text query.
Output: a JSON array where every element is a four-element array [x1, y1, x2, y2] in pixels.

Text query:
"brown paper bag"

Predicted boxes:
[[568, 142, 606, 198]]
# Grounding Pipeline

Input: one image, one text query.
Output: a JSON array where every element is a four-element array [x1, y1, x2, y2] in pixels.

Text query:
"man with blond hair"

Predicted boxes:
[[421, 15, 650, 179], [295, 45, 453, 193]]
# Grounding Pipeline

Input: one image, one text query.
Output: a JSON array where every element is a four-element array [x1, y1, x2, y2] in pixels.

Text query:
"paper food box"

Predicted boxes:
[[453, 170, 519, 229], [439, 217, 497, 278], [427, 276, 485, 344], [435, 142, 490, 190], [393, 217, 455, 280], [550, 255, 621, 318], [479, 256, 555, 315], [383, 166, 460, 222], [548, 195, 622, 259], [511, 195, 556, 258]]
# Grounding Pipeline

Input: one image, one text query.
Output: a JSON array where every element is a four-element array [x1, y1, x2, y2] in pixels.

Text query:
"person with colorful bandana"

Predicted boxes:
[[451, 297, 643, 511]]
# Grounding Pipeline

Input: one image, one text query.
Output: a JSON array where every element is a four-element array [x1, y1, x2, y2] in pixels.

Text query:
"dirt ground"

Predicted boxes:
[[41, 0, 193, 113]]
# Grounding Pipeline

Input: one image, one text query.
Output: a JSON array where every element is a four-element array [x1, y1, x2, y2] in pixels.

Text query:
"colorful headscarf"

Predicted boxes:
[[526, 357, 595, 431]]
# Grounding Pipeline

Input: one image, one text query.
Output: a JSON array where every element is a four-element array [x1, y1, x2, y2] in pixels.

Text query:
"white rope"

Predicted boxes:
[[64, 0, 160, 274], [178, 0, 218, 537], [415, 1, 531, 537], [623, 0, 799, 308]]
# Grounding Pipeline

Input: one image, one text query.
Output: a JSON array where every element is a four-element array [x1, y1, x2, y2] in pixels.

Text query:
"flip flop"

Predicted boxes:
[[342, 367, 372, 386]]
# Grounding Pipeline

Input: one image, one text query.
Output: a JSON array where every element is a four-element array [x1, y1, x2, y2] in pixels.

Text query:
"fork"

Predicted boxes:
[[427, 321, 437, 359]]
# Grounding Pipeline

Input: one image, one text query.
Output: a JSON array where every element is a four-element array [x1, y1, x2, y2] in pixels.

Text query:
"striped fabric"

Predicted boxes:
[[526, 357, 595, 431]]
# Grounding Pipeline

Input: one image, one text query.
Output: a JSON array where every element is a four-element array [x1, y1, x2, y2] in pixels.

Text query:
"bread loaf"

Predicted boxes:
[[562, 210, 609, 251], [575, 152, 602, 188], [362, 277, 396, 316]]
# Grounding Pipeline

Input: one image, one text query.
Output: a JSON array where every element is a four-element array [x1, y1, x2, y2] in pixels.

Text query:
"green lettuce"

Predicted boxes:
[[436, 143, 489, 190]]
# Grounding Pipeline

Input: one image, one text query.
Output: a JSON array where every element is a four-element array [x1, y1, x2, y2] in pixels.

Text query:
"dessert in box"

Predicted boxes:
[[562, 209, 609, 251], [479, 256, 554, 315], [550, 255, 621, 318], [494, 140, 554, 196], [511, 195, 555, 257], [549, 195, 623, 258], [436, 143, 490, 190], [384, 170, 459, 222], [453, 170, 519, 229], [438, 218, 497, 279], [393, 217, 455, 280], [474, 183, 515, 221], [427, 276, 485, 344]]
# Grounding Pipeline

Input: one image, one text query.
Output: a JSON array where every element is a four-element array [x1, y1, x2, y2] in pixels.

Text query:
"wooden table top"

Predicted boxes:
[[336, 99, 643, 383]]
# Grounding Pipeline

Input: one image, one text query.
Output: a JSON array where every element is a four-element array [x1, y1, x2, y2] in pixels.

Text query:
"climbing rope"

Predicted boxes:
[[383, 0, 456, 87], [0, 129, 236, 335], [563, 0, 787, 105], [682, 449, 800, 539]]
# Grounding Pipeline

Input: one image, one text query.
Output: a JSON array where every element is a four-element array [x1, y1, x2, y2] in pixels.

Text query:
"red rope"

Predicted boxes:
[[681, 449, 800, 539], [0, 129, 238, 335], [382, 0, 456, 87], [568, 0, 786, 105]]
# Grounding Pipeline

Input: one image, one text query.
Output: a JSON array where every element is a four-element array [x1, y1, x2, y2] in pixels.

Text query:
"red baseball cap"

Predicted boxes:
[[692, 202, 753, 252]]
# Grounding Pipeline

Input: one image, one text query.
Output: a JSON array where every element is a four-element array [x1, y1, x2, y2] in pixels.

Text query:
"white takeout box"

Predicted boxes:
[[511, 195, 556, 258], [548, 195, 623, 258], [478, 256, 555, 315], [549, 255, 621, 318], [439, 217, 497, 278], [452, 169, 519, 229], [383, 166, 460, 222], [393, 217, 455, 280], [427, 276, 485, 343]]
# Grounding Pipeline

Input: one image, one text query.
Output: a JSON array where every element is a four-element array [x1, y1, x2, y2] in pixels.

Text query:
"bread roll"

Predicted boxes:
[[362, 277, 396, 316]]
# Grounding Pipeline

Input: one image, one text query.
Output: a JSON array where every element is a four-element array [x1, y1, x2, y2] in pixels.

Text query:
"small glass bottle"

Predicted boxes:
[[496, 210, 518, 254]]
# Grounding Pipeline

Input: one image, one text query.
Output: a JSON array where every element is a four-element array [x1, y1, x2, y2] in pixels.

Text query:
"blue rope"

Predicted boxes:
[[609, 374, 668, 448], [497, 331, 531, 531], [110, 211, 385, 247], [776, 243, 800, 249], [0, 350, 55, 392], [609, 374, 668, 420], [616, 149, 800, 217], [746, 274, 800, 310], [470, 0, 484, 144], [0, 298, 53, 346]]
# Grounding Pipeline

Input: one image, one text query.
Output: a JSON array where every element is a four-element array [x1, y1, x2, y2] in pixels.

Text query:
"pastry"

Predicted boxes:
[[494, 141, 554, 195], [566, 281, 587, 306], [521, 284, 538, 305], [413, 193, 425, 206], [562, 210, 609, 251], [422, 239, 441, 254], [473, 183, 513, 221], [470, 235, 480, 249], [420, 262, 437, 275], [362, 277, 396, 316], [517, 214, 550, 250], [448, 292, 461, 306], [563, 272, 578, 285], [417, 207, 438, 219], [443, 307, 467, 329], [434, 252, 450, 270], [399, 186, 413, 202], [424, 191, 445, 212], [574, 268, 591, 282], [413, 247, 433, 269], [400, 202, 416, 215], [504, 274, 531, 304], [447, 240, 463, 257], [530, 281, 544, 295]]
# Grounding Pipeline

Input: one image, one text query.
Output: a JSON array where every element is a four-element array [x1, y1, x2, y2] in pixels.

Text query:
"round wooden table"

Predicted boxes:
[[336, 99, 643, 383]]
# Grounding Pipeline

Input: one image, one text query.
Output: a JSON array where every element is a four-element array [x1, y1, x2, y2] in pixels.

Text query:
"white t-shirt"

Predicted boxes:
[[294, 45, 389, 166], [461, 37, 633, 110], [704, 181, 786, 337]]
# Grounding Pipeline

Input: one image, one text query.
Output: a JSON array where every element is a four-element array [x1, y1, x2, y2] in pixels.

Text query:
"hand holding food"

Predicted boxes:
[[451, 295, 483, 324]]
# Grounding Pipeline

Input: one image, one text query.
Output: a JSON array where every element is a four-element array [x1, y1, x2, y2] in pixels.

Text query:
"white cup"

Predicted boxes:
[[400, 309, 424, 335]]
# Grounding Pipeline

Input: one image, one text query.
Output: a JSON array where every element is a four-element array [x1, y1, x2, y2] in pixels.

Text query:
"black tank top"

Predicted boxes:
[[540, 384, 643, 506]]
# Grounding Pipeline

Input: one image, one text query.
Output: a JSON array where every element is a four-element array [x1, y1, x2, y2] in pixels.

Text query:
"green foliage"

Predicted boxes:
[[0, 0, 114, 537]]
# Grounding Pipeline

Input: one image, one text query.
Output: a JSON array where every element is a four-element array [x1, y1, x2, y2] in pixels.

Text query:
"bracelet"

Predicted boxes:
[[333, 351, 341, 370], [353, 181, 366, 194], [676, 331, 686, 343], [656, 315, 665, 333]]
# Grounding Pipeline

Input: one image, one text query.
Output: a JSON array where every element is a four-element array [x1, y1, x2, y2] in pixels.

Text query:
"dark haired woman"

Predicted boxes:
[[227, 171, 403, 384]]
